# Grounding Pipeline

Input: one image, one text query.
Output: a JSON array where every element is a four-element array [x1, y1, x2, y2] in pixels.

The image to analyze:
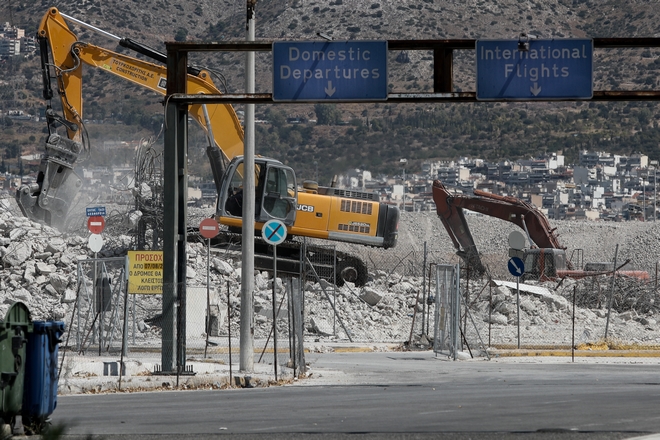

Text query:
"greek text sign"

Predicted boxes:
[[128, 250, 163, 294]]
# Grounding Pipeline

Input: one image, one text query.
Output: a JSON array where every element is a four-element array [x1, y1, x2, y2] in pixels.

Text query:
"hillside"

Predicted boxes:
[[2, 1, 660, 181]]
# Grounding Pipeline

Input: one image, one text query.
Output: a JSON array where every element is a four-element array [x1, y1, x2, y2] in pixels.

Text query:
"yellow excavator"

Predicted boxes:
[[16, 7, 400, 286]]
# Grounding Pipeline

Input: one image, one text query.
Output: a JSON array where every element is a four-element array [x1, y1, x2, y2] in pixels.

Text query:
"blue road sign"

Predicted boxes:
[[476, 39, 593, 100], [273, 41, 388, 102], [86, 206, 106, 217], [508, 257, 525, 277], [262, 219, 287, 246]]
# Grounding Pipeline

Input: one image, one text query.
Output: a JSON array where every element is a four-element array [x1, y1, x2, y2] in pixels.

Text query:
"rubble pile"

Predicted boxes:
[[397, 211, 660, 278], [469, 278, 660, 347], [2, 198, 660, 348]]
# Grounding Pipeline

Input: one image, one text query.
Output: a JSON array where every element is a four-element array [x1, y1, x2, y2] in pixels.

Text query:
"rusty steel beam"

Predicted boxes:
[[594, 38, 660, 48], [165, 38, 660, 53], [166, 41, 272, 52], [168, 89, 660, 104], [164, 38, 660, 104], [388, 39, 476, 50]]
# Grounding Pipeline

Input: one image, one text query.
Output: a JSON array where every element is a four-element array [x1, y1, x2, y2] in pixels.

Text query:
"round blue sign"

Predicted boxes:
[[262, 219, 287, 246], [507, 257, 525, 277]]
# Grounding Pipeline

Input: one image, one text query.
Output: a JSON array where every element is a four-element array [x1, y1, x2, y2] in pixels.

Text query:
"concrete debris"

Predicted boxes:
[[309, 317, 334, 336], [359, 287, 383, 306], [0, 202, 660, 349]]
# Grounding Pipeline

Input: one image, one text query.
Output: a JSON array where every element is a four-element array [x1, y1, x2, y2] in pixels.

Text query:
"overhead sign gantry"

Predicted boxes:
[[161, 35, 660, 374]]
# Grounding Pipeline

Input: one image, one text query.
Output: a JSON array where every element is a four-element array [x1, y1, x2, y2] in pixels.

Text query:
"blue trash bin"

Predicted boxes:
[[22, 321, 65, 433]]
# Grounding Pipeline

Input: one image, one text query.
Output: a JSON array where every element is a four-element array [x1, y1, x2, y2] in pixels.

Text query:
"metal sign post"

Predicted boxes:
[[262, 219, 287, 381], [507, 256, 525, 349], [507, 232, 527, 350], [88, 226, 104, 355], [199, 218, 219, 358], [516, 276, 520, 349]]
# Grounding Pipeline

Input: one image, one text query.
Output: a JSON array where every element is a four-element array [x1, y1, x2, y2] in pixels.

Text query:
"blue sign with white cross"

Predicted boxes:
[[272, 41, 388, 102], [476, 39, 593, 100], [508, 257, 525, 277], [262, 219, 287, 246]]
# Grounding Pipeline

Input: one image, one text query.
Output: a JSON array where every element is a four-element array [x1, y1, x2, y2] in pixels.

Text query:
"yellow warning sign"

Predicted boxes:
[[128, 250, 163, 294]]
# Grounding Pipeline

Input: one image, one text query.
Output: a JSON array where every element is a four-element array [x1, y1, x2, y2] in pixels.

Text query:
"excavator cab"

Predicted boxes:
[[219, 156, 297, 226]]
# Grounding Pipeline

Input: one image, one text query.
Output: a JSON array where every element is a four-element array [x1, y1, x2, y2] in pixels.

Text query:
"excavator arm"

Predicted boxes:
[[432, 180, 565, 273], [17, 7, 243, 229], [18, 8, 399, 287]]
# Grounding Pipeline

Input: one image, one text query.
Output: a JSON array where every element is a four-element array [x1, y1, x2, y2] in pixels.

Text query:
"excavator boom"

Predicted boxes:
[[17, 8, 243, 229], [16, 7, 399, 286], [432, 180, 564, 273]]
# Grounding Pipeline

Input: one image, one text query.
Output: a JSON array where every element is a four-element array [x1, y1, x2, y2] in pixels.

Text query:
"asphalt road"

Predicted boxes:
[[50, 351, 660, 439]]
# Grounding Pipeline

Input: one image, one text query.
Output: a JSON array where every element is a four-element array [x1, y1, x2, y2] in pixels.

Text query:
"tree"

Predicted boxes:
[[288, 130, 303, 146], [174, 28, 188, 42], [264, 108, 286, 127], [2, 141, 20, 159], [314, 104, 342, 125]]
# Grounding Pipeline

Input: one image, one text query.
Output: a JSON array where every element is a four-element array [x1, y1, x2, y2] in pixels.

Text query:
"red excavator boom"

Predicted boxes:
[[431, 180, 565, 273]]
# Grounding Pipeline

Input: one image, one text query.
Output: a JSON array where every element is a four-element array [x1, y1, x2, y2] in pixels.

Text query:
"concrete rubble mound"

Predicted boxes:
[[0, 200, 659, 348]]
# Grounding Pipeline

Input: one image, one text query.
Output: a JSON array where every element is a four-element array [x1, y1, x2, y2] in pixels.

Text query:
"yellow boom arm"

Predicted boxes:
[[38, 7, 244, 163]]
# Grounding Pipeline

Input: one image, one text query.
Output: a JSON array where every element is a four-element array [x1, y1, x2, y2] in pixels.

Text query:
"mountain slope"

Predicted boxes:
[[2, 1, 660, 181]]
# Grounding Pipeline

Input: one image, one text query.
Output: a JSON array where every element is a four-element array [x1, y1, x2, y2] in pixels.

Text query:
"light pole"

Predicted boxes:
[[314, 160, 318, 182], [400, 158, 407, 212], [240, 0, 257, 373], [643, 172, 646, 222], [651, 162, 658, 222]]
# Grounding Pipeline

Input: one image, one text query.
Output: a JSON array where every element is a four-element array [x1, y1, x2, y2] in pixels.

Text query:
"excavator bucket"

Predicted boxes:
[[16, 134, 83, 231]]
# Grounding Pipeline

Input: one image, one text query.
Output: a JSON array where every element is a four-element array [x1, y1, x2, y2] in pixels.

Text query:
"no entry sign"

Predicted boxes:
[[87, 216, 105, 234], [199, 218, 219, 239]]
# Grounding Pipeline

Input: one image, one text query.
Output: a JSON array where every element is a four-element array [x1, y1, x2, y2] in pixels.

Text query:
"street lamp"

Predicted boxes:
[[643, 172, 646, 222], [400, 158, 407, 211], [651, 161, 658, 222]]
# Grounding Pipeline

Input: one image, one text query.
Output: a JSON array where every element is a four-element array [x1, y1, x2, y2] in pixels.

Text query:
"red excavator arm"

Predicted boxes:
[[432, 180, 565, 273]]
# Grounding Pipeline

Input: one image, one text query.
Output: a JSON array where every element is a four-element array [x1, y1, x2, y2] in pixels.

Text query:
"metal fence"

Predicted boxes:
[[65, 258, 305, 380], [62, 235, 660, 378], [71, 257, 128, 354], [422, 267, 660, 353]]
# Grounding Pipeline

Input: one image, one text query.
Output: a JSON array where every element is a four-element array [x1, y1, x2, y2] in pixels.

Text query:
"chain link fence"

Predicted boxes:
[[66, 258, 304, 380], [62, 233, 660, 379]]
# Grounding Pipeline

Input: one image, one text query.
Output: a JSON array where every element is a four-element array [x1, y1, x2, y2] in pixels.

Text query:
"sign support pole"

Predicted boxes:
[[96, 253, 100, 356], [261, 219, 287, 381], [205, 237, 211, 358], [199, 218, 219, 359], [516, 276, 520, 349], [272, 244, 278, 381], [227, 280, 232, 386], [240, 0, 256, 373]]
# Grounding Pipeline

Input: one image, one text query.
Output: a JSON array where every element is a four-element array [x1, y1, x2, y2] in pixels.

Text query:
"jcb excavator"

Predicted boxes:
[[16, 7, 400, 286], [432, 180, 649, 280]]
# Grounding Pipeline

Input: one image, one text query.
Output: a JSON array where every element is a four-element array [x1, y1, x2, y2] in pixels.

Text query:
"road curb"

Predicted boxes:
[[491, 349, 660, 357]]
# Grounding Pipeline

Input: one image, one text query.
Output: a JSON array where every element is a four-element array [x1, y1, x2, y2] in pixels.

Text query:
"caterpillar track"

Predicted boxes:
[[191, 229, 369, 287]]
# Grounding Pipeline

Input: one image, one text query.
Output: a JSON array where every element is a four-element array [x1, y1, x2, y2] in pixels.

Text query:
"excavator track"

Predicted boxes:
[[190, 228, 369, 287]]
